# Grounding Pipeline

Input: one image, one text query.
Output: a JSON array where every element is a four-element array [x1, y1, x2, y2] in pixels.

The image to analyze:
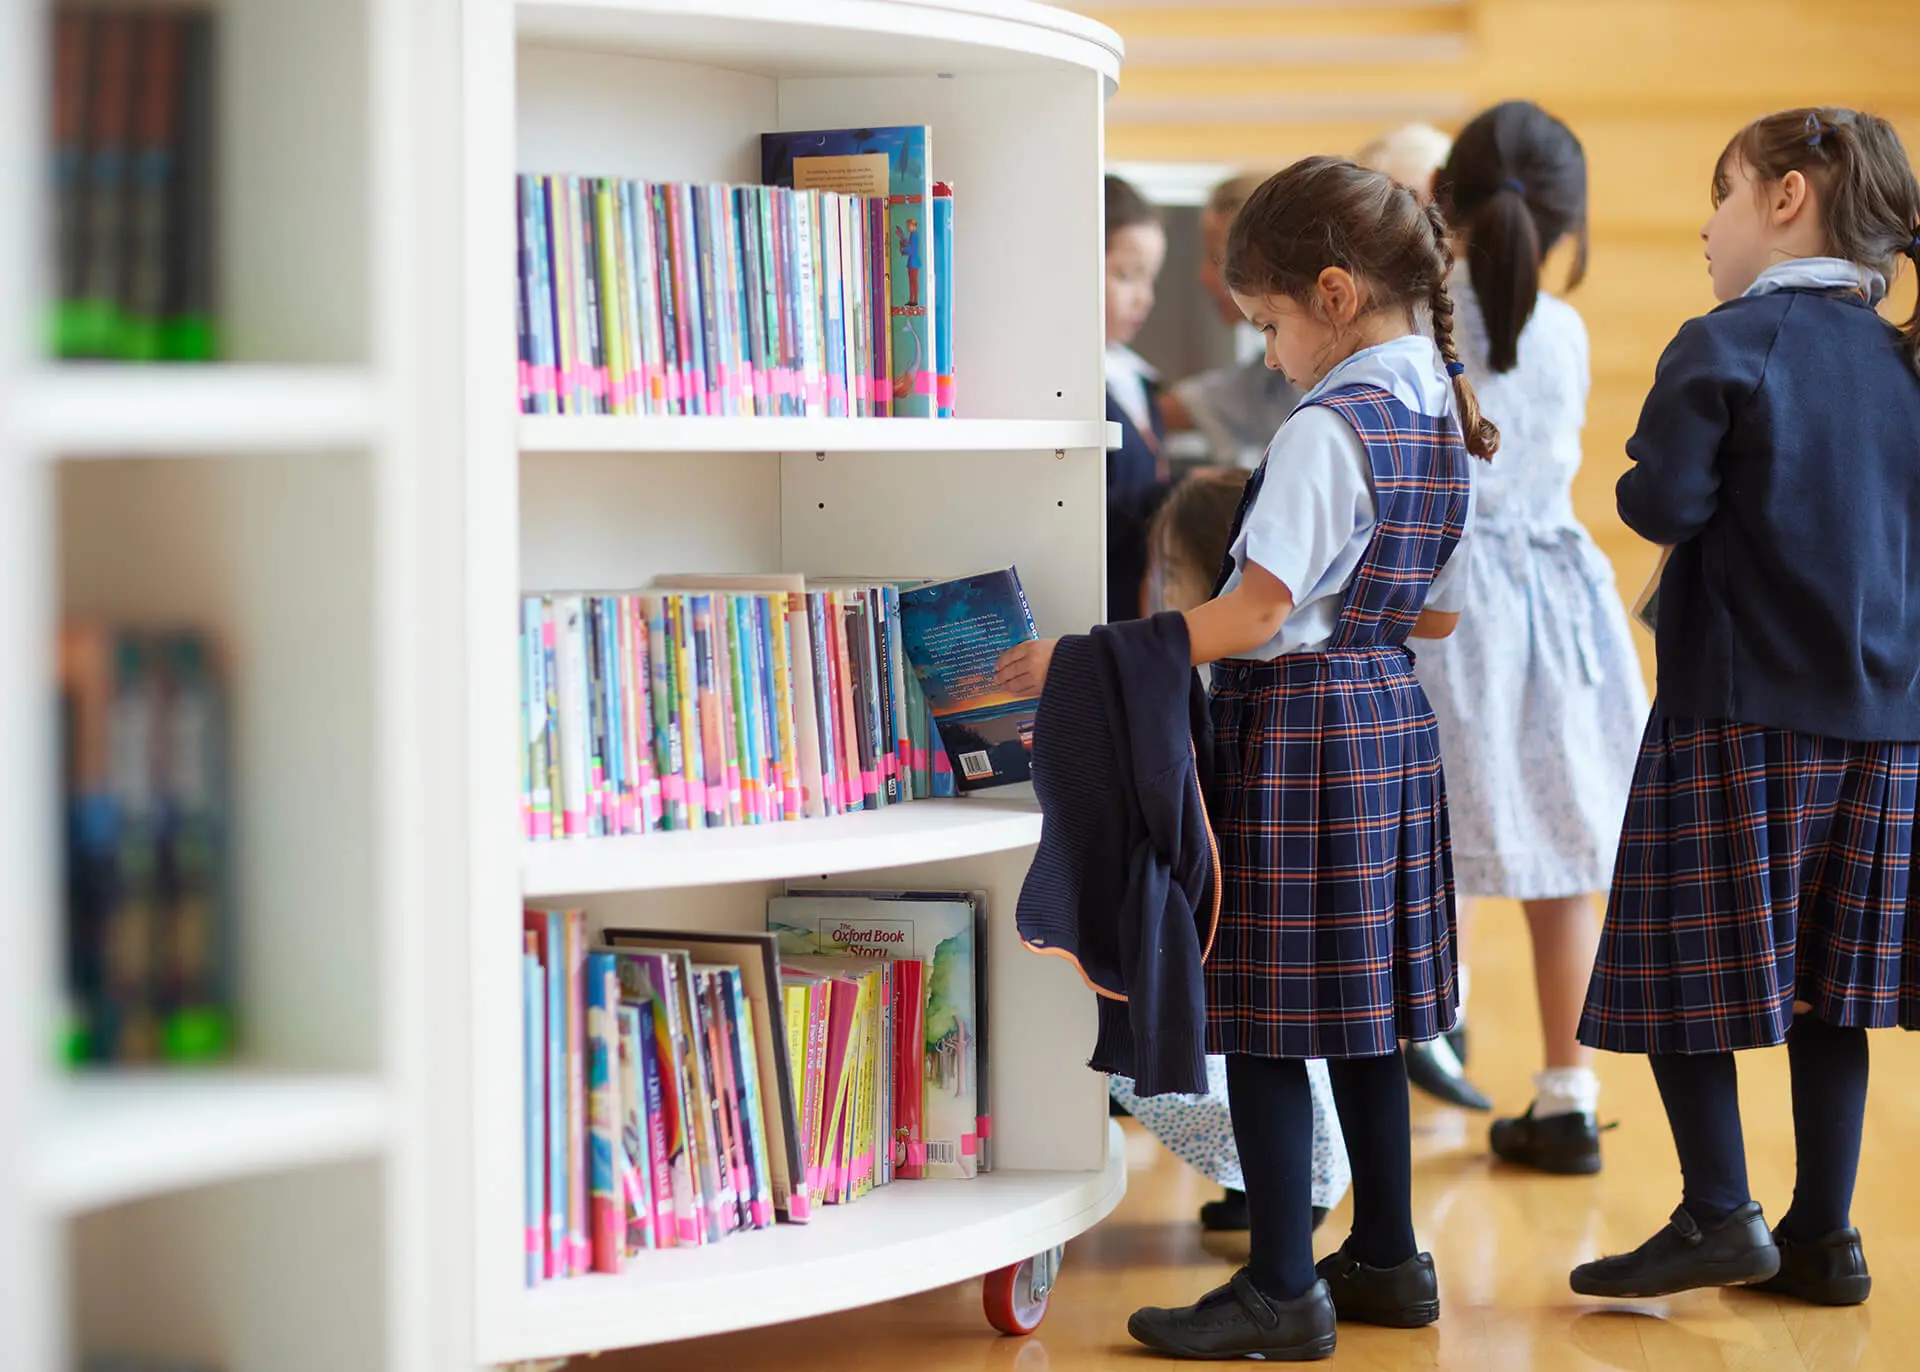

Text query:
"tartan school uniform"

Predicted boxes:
[[1206, 336, 1475, 1062], [1579, 260, 1920, 1058]]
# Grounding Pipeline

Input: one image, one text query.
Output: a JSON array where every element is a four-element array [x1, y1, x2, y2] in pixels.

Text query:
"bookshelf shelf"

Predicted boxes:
[[33, 1072, 389, 1216], [516, 0, 1122, 87], [11, 366, 383, 457], [486, 1120, 1125, 1361], [519, 414, 1120, 455], [521, 796, 1044, 895]]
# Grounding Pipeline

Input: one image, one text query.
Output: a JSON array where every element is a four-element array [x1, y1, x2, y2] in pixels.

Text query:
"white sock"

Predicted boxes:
[[1457, 964, 1472, 1017], [1533, 1066, 1599, 1119]]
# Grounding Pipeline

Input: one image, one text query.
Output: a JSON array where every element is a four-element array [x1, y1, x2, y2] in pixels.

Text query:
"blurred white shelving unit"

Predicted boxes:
[[0, 0, 452, 1366]]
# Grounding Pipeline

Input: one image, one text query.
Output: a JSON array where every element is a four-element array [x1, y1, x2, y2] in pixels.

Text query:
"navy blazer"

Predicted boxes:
[[1015, 611, 1219, 1097], [1625, 288, 1920, 740]]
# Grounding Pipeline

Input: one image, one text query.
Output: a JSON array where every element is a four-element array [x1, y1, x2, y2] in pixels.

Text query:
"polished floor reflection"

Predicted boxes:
[[583, 898, 1915, 1370]]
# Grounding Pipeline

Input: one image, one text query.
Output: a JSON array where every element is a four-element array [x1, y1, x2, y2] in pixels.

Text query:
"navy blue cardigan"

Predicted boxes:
[[1015, 611, 1219, 1097], [1624, 287, 1920, 741]]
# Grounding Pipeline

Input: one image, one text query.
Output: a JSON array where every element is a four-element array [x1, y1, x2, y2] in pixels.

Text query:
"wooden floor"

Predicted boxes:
[[581, 897, 1920, 1371]]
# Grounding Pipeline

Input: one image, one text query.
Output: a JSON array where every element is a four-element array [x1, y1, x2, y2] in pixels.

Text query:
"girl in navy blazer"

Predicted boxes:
[[1571, 107, 1920, 1309], [1104, 174, 1171, 622]]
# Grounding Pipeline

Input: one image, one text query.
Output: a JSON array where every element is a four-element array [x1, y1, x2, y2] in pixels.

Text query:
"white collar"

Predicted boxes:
[[1743, 256, 1887, 307], [1298, 334, 1453, 420]]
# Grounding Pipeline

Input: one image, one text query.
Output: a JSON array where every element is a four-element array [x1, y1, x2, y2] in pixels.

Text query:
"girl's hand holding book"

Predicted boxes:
[[996, 639, 1057, 697]]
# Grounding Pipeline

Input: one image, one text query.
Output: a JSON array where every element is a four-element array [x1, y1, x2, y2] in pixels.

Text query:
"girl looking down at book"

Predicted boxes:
[[1103, 173, 1174, 622], [1566, 107, 1920, 1309], [1108, 468, 1353, 1240], [1003, 155, 1488, 1360]]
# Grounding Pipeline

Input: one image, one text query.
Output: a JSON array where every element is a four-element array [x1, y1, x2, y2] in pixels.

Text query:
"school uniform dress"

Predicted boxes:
[[1413, 274, 1648, 898], [1580, 259, 1920, 1057], [1206, 337, 1475, 1061]]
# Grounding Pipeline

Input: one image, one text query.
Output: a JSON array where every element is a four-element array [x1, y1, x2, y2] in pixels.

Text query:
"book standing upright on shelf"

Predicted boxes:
[[932, 182, 954, 417], [898, 568, 1040, 790], [760, 125, 935, 417]]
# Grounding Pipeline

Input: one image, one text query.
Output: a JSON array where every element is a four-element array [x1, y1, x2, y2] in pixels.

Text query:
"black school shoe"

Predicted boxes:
[[1750, 1227, 1871, 1306], [1314, 1243, 1440, 1327], [1128, 1270, 1337, 1361], [1489, 1105, 1606, 1175], [1570, 1202, 1780, 1298], [1196, 1190, 1331, 1234], [1404, 1038, 1493, 1112]]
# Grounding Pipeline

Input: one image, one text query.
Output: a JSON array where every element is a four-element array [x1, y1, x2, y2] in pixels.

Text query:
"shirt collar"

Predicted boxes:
[[1298, 334, 1453, 420], [1743, 256, 1887, 307]]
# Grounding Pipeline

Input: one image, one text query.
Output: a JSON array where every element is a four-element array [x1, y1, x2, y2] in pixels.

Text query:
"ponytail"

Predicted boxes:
[[1903, 234, 1920, 376], [1467, 185, 1542, 372], [1424, 201, 1499, 460]]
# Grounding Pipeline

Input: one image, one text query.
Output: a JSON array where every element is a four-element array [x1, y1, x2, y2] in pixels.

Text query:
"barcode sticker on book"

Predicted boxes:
[[925, 1140, 958, 1166], [958, 750, 992, 781]]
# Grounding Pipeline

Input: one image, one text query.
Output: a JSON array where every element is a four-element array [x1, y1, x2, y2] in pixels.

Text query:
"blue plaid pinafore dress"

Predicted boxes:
[[1205, 383, 1472, 1061]]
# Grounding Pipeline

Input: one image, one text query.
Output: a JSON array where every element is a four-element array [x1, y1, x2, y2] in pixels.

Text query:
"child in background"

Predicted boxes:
[[1004, 157, 1490, 1360], [1417, 101, 1648, 1174], [1109, 468, 1352, 1237], [1572, 107, 1920, 1306], [1104, 173, 1171, 622], [1160, 174, 1303, 470]]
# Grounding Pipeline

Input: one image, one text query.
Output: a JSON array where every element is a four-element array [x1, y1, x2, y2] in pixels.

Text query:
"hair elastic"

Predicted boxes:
[[1499, 178, 1526, 196], [1445, 360, 1466, 378], [1910, 232, 1920, 258], [1806, 112, 1826, 149]]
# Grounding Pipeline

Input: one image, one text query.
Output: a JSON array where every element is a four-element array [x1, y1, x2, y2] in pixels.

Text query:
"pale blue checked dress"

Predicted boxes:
[[1413, 273, 1648, 899]]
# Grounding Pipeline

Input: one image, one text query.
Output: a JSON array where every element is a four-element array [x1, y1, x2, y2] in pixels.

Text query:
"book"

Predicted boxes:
[[522, 910, 568, 1276], [585, 950, 625, 1273], [615, 1002, 654, 1254], [760, 126, 936, 417], [523, 933, 546, 1286], [609, 950, 700, 1245], [601, 927, 811, 1223], [769, 890, 980, 1180], [897, 568, 1040, 790], [933, 182, 954, 417]]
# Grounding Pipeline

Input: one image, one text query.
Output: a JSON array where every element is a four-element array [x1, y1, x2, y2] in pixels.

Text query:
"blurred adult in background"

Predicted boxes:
[[1357, 122, 1455, 202], [1160, 172, 1302, 469]]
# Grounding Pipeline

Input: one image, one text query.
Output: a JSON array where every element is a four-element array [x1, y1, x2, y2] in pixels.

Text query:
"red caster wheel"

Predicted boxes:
[[983, 1245, 1063, 1335]]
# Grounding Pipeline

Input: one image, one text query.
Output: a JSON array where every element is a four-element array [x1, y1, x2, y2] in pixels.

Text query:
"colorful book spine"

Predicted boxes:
[[523, 931, 545, 1286], [586, 950, 624, 1273], [616, 1002, 653, 1254], [636, 996, 675, 1248], [564, 909, 589, 1272], [933, 182, 955, 416]]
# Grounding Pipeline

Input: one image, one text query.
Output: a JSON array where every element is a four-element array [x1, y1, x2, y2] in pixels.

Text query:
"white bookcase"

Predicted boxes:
[[0, 1, 1125, 1367], [462, 0, 1128, 1363], [0, 0, 449, 1366]]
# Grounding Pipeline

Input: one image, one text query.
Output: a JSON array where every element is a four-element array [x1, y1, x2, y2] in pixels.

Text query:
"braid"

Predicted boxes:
[[1422, 199, 1499, 460]]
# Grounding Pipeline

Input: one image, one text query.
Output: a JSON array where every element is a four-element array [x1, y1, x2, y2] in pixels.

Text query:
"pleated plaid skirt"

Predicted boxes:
[[1204, 649, 1459, 1060], [1580, 714, 1920, 1055]]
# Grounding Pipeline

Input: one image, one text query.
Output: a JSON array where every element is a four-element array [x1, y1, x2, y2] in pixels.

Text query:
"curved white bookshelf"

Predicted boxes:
[[517, 0, 1122, 87], [520, 414, 1121, 455], [33, 1073, 389, 1216], [522, 796, 1044, 895], [486, 1119, 1127, 1362], [9, 365, 383, 457]]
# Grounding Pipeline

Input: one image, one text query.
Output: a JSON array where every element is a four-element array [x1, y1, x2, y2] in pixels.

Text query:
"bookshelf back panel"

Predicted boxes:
[[68, 1157, 386, 1372], [776, 72, 1106, 422], [780, 449, 1106, 637], [517, 45, 775, 184], [542, 847, 1107, 1175], [58, 456, 380, 1072], [219, 0, 372, 362], [519, 450, 783, 590]]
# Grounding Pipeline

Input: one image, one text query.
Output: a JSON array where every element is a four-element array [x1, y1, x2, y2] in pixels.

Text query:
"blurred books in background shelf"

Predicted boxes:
[[59, 623, 233, 1065], [51, 6, 218, 362]]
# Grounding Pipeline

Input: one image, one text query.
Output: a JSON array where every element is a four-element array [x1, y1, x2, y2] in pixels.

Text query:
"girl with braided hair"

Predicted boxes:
[[999, 155, 1491, 1360]]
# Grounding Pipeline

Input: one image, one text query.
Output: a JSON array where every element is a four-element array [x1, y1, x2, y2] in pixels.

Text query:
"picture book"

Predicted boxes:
[[897, 568, 1039, 790], [585, 950, 625, 1273], [522, 932, 545, 1286], [932, 182, 954, 417], [769, 891, 979, 1180], [761, 126, 935, 416], [601, 927, 811, 1222]]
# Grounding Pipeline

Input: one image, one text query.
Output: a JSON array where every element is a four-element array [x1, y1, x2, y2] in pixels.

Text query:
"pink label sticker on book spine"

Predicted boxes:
[[961, 1133, 977, 1157]]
